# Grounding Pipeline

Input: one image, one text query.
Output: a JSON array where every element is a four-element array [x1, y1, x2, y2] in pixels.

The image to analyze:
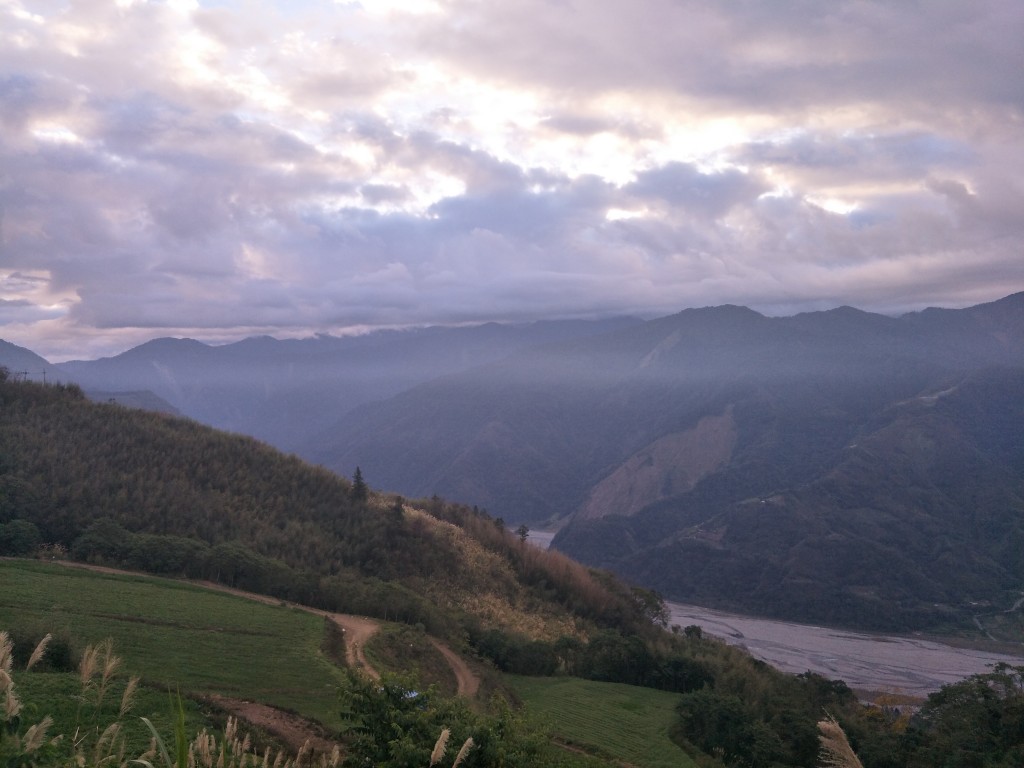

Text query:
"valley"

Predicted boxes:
[[665, 601, 1024, 697], [14, 292, 1021, 636], [527, 530, 1024, 698]]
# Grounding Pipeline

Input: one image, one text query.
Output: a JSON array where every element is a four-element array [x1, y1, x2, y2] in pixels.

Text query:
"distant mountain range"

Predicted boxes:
[[3, 293, 1023, 631], [50, 318, 638, 450]]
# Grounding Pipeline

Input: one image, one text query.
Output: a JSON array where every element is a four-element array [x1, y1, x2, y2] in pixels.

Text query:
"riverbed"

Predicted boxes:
[[667, 602, 1023, 696], [525, 528, 1023, 696]]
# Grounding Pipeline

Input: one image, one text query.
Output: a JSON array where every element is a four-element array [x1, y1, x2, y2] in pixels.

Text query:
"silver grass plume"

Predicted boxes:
[[26, 633, 52, 671], [429, 729, 450, 766], [451, 737, 474, 768], [818, 716, 864, 768], [23, 716, 54, 753], [0, 631, 13, 675]]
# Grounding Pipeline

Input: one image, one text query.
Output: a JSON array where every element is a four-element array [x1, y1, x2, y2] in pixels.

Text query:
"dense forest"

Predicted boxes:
[[0, 371, 656, 639], [2, 373, 1023, 768]]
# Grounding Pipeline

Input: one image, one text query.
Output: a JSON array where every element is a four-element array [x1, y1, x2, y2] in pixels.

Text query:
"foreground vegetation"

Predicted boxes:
[[1, 619, 613, 768], [7, 559, 1024, 767], [0, 564, 610, 767], [1, 629, 340, 768]]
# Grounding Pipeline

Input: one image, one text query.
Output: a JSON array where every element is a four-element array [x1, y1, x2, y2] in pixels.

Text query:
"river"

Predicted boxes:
[[525, 529, 1024, 697], [666, 601, 1024, 697]]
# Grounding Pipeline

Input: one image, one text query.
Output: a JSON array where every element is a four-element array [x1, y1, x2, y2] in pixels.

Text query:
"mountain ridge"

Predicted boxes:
[[4, 293, 1024, 632], [303, 293, 1024, 631]]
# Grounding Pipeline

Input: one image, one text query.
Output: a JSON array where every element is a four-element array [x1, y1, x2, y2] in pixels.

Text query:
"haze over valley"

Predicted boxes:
[[4, 291, 1024, 639]]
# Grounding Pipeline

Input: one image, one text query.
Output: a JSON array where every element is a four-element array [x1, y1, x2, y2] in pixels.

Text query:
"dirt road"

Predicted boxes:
[[429, 638, 480, 698], [204, 694, 340, 754], [46, 560, 486, 751], [52, 560, 480, 694], [331, 613, 380, 679]]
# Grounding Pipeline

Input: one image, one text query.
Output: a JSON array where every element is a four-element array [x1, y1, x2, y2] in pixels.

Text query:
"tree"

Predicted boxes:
[[515, 524, 529, 543], [631, 586, 669, 627], [0, 519, 42, 555], [905, 663, 1024, 768], [350, 466, 368, 503]]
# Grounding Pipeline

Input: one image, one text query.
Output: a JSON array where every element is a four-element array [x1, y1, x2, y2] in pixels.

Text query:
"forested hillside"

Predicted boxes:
[[5, 296, 1023, 633], [0, 372, 650, 643]]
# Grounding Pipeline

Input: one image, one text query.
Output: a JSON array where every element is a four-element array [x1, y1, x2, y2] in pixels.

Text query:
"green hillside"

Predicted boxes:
[[0, 373, 650, 644], [0, 560, 614, 768]]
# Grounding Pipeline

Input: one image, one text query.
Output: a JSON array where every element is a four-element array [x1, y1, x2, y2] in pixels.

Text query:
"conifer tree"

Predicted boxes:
[[350, 466, 368, 502]]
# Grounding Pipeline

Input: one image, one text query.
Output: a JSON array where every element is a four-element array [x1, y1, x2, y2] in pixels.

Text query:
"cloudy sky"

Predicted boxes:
[[1, 0, 1022, 360]]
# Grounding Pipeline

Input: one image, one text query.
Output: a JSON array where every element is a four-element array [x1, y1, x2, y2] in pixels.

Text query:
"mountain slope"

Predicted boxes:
[[0, 376, 653, 643], [308, 293, 1024, 631], [0, 339, 66, 383], [568, 367, 1024, 630]]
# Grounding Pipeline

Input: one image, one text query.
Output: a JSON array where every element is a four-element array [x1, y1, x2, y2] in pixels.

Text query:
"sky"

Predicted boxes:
[[1, 0, 1022, 361]]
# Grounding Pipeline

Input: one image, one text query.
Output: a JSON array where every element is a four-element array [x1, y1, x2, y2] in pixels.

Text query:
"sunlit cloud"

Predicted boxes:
[[0, 0, 1021, 360]]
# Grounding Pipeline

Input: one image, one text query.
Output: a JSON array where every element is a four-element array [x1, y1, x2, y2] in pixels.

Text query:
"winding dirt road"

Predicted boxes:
[[52, 561, 480, 692], [429, 638, 480, 698], [331, 613, 381, 679]]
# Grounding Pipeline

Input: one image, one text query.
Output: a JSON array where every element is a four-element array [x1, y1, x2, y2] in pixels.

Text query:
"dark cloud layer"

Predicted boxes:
[[0, 0, 1021, 360]]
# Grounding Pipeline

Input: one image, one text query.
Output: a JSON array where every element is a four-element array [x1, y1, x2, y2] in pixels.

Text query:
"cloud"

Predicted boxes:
[[0, 0, 1020, 359]]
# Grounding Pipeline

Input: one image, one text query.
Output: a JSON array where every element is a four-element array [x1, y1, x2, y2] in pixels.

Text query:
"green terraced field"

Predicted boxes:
[[0, 559, 347, 728], [507, 675, 697, 768]]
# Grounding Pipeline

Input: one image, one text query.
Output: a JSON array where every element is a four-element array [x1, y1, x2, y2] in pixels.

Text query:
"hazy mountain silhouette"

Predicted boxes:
[[53, 318, 639, 450], [0, 339, 66, 384], [307, 293, 1024, 630]]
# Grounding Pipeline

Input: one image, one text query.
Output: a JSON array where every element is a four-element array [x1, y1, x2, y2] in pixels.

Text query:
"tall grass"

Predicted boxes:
[[817, 717, 864, 768], [1, 629, 342, 768]]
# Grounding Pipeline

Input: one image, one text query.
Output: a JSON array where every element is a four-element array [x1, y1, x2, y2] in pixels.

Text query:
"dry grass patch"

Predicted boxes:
[[405, 508, 581, 640]]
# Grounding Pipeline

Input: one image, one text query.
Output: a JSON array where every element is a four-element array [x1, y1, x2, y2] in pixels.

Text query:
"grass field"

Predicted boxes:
[[0, 559, 347, 729], [507, 675, 697, 768], [364, 623, 458, 696], [10, 666, 212, 759], [2, 559, 697, 767]]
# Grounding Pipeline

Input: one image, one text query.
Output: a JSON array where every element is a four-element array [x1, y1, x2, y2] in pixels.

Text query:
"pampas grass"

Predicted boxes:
[[0, 630, 13, 678], [120, 675, 141, 717], [426, 729, 473, 768], [2, 628, 342, 768], [0, 630, 16, 720], [26, 633, 52, 671], [429, 728, 450, 765], [818, 715, 864, 768], [21, 714, 55, 753], [450, 737, 474, 768]]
